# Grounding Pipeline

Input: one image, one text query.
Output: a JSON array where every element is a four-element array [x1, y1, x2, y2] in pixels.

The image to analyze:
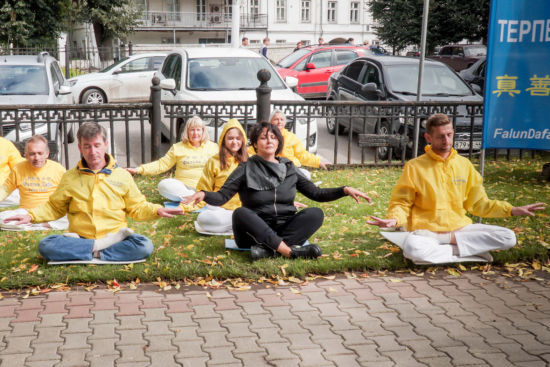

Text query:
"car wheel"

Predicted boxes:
[[326, 105, 346, 135], [82, 89, 106, 104], [377, 120, 391, 161]]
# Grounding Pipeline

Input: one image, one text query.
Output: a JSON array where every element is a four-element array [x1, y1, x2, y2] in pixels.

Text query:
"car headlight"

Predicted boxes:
[[69, 80, 77, 87], [298, 118, 308, 125], [20, 122, 46, 131], [404, 118, 426, 128], [203, 118, 214, 126]]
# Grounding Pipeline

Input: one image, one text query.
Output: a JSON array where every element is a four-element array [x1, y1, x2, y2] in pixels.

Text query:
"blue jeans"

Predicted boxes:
[[39, 234, 154, 261]]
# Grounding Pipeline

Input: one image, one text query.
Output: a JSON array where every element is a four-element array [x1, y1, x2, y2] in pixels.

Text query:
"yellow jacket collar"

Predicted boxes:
[[186, 141, 205, 149], [281, 128, 289, 137], [77, 154, 117, 175], [425, 145, 457, 162]]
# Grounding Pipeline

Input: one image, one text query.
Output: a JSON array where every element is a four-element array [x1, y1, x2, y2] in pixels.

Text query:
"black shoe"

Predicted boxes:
[[250, 245, 275, 261], [290, 244, 322, 259]]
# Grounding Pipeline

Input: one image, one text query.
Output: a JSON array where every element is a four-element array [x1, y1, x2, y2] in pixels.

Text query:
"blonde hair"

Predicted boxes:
[[181, 116, 210, 144]]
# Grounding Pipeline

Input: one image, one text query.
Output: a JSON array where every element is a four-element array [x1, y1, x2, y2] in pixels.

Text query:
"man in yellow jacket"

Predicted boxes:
[[367, 113, 546, 264], [0, 136, 27, 207], [0, 135, 68, 231], [5, 123, 184, 262]]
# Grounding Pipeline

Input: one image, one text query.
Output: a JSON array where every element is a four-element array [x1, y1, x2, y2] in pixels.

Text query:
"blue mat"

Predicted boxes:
[[164, 201, 206, 213]]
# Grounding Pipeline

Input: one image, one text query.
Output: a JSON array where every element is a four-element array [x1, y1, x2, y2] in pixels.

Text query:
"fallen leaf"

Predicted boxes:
[[27, 264, 39, 273], [329, 287, 338, 293], [447, 269, 461, 277], [389, 279, 402, 283], [290, 287, 302, 294], [206, 292, 212, 298], [458, 264, 467, 271], [129, 284, 137, 290], [323, 276, 336, 280]]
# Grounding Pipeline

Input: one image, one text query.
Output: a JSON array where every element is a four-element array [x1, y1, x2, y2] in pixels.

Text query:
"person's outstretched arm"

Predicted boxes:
[[134, 144, 178, 176], [181, 164, 245, 207], [464, 165, 513, 218], [383, 163, 416, 227], [295, 173, 370, 203]]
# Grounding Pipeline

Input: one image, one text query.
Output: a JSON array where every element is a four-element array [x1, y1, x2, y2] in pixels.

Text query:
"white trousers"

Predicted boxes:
[[0, 208, 69, 231], [158, 178, 195, 202], [297, 168, 311, 181], [197, 206, 233, 233], [403, 223, 516, 264], [0, 189, 20, 207]]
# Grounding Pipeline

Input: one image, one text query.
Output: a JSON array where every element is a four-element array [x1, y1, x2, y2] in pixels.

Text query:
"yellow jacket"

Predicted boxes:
[[0, 137, 26, 185], [385, 146, 513, 232], [29, 155, 162, 239], [181, 120, 246, 212], [0, 160, 66, 210], [248, 128, 320, 168], [136, 140, 218, 188]]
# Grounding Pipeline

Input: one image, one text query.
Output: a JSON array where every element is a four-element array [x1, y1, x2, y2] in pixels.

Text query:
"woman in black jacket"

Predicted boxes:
[[181, 122, 371, 260]]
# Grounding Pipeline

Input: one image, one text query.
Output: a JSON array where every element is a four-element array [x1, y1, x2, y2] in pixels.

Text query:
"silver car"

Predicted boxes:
[[69, 53, 167, 104], [0, 52, 76, 163]]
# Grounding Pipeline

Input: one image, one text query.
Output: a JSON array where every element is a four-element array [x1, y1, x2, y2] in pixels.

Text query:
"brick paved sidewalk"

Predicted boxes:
[[1, 272, 550, 367]]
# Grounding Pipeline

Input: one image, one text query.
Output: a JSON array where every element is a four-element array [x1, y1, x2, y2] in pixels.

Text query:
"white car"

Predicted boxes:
[[0, 52, 76, 163], [155, 48, 318, 154], [69, 53, 166, 104]]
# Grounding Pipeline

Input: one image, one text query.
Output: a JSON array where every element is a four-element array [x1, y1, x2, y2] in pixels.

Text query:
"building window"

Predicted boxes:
[[136, 0, 146, 18], [162, 38, 180, 44], [196, 0, 205, 20], [350, 2, 359, 23], [301, 40, 310, 45], [276, 0, 286, 22], [276, 40, 286, 43], [250, 40, 260, 44], [301, 1, 310, 22], [327, 2, 337, 23], [251, 0, 259, 15], [365, 25, 370, 31]]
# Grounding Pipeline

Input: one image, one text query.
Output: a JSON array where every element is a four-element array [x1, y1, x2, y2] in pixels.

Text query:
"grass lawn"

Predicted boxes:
[[0, 156, 549, 290]]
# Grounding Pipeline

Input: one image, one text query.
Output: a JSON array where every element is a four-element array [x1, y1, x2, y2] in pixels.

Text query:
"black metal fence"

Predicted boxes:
[[0, 72, 542, 170]]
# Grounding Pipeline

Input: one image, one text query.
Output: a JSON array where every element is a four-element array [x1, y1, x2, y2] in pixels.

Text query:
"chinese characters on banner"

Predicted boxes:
[[483, 1, 550, 149]]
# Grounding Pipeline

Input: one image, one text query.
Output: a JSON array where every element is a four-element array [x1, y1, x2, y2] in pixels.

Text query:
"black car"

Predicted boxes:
[[459, 57, 486, 95], [325, 56, 483, 158]]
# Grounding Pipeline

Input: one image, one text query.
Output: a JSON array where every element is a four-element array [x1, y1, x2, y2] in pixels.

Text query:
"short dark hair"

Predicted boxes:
[[77, 122, 107, 144], [426, 113, 452, 134], [249, 122, 284, 156], [242, 37, 248, 42]]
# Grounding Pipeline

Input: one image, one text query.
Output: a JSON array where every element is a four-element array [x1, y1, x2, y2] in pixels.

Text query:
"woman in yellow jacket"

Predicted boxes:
[[182, 119, 248, 233], [126, 116, 218, 201], [248, 110, 330, 180]]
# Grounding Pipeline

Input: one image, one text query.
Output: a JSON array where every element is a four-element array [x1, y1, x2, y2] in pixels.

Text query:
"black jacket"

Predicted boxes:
[[203, 155, 346, 225]]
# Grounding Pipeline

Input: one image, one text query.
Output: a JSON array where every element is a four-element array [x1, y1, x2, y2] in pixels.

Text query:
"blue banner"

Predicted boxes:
[[483, 0, 550, 150]]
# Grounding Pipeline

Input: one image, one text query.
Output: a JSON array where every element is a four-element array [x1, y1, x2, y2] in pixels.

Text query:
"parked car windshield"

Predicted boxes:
[[370, 48, 385, 55], [465, 46, 487, 56], [187, 57, 286, 90], [276, 49, 310, 68], [0, 66, 49, 95], [100, 57, 131, 73], [386, 64, 473, 96]]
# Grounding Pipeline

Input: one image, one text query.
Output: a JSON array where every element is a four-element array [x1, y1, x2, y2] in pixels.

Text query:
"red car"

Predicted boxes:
[[275, 45, 374, 99]]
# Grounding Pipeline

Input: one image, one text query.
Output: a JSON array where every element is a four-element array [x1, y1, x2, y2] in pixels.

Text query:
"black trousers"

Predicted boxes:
[[232, 207, 324, 250]]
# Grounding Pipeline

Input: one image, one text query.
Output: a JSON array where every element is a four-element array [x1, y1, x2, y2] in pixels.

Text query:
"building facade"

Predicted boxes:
[[125, 0, 380, 47]]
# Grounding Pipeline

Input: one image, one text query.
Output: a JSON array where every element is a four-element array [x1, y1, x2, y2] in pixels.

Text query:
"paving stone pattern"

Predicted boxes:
[[1, 273, 550, 366]]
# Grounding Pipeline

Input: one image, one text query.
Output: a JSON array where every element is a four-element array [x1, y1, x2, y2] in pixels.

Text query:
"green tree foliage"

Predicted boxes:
[[369, 0, 490, 53], [0, 0, 141, 46], [74, 0, 143, 41]]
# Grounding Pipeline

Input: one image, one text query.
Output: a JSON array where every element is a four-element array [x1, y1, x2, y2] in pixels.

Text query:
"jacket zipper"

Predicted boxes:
[[274, 187, 278, 217]]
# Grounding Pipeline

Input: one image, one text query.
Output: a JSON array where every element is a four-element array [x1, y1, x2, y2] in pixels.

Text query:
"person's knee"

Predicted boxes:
[[233, 207, 254, 225], [403, 235, 424, 260], [38, 235, 63, 260], [498, 228, 516, 250], [306, 207, 324, 226], [132, 235, 154, 258]]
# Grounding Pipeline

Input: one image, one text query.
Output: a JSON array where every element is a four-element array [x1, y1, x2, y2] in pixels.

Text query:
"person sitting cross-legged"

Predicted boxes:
[[0, 136, 27, 207], [182, 122, 372, 261], [367, 113, 546, 264], [126, 116, 218, 202], [0, 135, 68, 231], [4, 122, 184, 262]]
